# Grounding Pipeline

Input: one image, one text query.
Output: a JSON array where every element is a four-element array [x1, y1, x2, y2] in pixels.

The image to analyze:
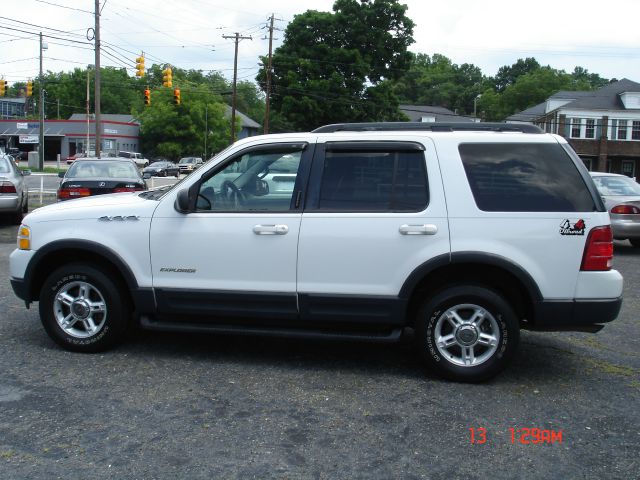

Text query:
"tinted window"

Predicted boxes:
[[459, 143, 595, 212], [318, 150, 428, 211]]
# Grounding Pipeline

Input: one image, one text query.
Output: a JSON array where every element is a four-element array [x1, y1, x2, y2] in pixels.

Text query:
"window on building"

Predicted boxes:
[[617, 120, 628, 140], [571, 118, 581, 138], [632, 121, 640, 140], [585, 119, 595, 139]]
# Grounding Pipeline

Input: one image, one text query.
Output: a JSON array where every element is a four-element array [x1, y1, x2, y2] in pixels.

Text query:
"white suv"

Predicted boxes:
[[9, 123, 623, 382]]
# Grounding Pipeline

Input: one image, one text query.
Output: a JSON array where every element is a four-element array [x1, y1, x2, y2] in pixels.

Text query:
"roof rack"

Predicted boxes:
[[312, 122, 544, 134]]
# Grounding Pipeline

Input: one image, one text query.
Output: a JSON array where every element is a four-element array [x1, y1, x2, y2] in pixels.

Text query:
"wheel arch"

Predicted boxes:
[[24, 240, 139, 306], [400, 252, 542, 327]]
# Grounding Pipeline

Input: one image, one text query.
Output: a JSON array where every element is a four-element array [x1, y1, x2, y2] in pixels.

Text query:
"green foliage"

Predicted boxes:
[[133, 84, 232, 160], [260, 0, 415, 131], [392, 53, 487, 115], [477, 65, 610, 120]]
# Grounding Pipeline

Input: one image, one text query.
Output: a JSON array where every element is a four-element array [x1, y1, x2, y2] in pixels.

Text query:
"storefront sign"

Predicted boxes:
[[19, 135, 39, 144]]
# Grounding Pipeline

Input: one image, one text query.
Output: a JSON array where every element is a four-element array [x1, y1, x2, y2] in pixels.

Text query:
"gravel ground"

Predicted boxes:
[[0, 222, 638, 479]]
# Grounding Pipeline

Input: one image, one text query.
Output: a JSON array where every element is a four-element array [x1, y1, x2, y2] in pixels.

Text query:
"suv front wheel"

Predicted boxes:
[[39, 264, 130, 352], [416, 285, 519, 382]]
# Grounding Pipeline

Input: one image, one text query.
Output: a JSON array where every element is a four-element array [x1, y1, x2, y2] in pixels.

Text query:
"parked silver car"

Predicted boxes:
[[590, 171, 640, 247], [0, 154, 30, 224]]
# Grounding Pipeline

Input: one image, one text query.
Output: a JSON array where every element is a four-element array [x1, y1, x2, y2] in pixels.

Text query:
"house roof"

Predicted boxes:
[[69, 113, 139, 124], [400, 104, 474, 122], [224, 105, 261, 129], [505, 101, 547, 122], [507, 78, 640, 123], [560, 78, 640, 110]]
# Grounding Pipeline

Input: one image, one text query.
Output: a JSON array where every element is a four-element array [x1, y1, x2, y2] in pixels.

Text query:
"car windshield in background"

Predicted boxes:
[[592, 175, 640, 196], [67, 160, 140, 179]]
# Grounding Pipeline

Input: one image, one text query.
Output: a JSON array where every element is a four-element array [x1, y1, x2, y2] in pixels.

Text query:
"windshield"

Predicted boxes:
[[179, 157, 195, 164], [592, 175, 640, 196]]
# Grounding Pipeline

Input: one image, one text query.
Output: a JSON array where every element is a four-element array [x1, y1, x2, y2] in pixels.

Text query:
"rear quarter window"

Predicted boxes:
[[459, 143, 596, 212]]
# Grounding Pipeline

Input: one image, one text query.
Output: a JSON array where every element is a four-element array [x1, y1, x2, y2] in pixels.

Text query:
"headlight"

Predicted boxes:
[[17, 225, 31, 250]]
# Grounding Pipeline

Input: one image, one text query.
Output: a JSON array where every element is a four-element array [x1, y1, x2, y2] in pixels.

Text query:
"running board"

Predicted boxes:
[[139, 316, 403, 343]]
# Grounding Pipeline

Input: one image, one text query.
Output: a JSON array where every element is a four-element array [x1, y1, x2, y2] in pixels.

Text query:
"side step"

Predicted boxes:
[[139, 316, 403, 343]]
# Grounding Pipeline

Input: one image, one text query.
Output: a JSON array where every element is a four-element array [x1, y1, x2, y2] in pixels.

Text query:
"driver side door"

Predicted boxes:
[[149, 142, 312, 323]]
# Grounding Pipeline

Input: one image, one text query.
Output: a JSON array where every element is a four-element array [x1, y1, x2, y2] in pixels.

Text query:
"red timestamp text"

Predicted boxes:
[[469, 427, 563, 445]]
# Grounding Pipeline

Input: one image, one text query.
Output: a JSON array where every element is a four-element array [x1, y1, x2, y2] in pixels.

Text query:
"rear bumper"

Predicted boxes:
[[611, 217, 640, 239], [530, 297, 622, 331], [0, 195, 20, 211]]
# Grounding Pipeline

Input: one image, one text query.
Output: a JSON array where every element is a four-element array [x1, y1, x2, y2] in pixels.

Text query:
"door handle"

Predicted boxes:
[[399, 224, 438, 235], [253, 224, 289, 235]]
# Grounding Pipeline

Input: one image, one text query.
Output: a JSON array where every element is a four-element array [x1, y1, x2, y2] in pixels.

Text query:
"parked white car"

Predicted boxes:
[[9, 122, 623, 382]]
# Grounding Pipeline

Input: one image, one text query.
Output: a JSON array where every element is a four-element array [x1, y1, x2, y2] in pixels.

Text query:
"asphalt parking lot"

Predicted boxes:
[[0, 216, 638, 479]]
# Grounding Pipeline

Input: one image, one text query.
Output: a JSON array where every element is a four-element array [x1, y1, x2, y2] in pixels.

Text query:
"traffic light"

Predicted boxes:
[[135, 55, 145, 77], [0, 79, 6, 96], [173, 88, 181, 105], [144, 88, 151, 106], [162, 67, 172, 88], [26, 80, 33, 97]]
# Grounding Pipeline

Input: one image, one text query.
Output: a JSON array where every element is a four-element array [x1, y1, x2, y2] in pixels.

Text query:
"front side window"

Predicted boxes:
[[459, 143, 596, 212], [317, 149, 428, 212], [196, 148, 303, 212]]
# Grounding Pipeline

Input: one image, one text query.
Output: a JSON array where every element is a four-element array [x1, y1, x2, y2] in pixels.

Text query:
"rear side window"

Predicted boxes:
[[317, 150, 428, 211], [459, 143, 596, 212]]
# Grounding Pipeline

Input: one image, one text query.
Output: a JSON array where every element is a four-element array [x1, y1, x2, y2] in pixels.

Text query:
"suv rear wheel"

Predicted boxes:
[[415, 285, 519, 382], [39, 264, 130, 352]]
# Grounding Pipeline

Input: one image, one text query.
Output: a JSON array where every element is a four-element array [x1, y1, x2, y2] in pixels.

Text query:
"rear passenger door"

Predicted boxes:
[[296, 139, 450, 326]]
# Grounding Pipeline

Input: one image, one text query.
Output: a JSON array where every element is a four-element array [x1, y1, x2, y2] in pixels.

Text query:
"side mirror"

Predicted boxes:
[[58, 172, 65, 178], [22, 169, 32, 176], [175, 188, 191, 213]]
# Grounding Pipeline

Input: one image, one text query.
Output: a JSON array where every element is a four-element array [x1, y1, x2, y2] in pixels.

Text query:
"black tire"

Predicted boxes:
[[39, 263, 130, 352], [415, 285, 520, 382], [629, 239, 640, 248]]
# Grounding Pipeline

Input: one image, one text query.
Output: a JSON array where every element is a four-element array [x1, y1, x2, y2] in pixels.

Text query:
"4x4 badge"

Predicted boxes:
[[560, 219, 585, 236]]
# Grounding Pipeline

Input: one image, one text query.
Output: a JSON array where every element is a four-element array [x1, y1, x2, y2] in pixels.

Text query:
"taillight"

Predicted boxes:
[[0, 181, 17, 193], [113, 187, 144, 193], [58, 187, 91, 199], [610, 204, 640, 215], [581, 226, 613, 271]]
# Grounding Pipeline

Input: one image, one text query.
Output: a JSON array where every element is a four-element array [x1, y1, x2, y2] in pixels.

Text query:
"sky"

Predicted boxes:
[[2, 0, 639, 87]]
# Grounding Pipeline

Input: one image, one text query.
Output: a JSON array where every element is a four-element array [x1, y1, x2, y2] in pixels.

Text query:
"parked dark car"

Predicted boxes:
[[57, 158, 147, 201], [142, 160, 180, 179]]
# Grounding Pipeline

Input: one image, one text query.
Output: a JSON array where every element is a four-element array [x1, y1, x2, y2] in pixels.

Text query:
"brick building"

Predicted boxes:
[[507, 79, 640, 178]]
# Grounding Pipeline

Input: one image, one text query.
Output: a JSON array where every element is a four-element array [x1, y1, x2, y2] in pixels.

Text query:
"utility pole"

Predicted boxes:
[[94, 0, 101, 157], [38, 32, 44, 170], [222, 32, 252, 144], [263, 14, 275, 134], [86, 65, 91, 154]]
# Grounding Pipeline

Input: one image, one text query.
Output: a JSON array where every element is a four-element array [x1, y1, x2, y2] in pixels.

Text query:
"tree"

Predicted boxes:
[[133, 84, 231, 160], [492, 57, 541, 92], [258, 0, 414, 131], [392, 53, 487, 115]]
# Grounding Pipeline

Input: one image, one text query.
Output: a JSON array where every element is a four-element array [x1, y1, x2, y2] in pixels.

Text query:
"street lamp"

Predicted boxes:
[[473, 94, 482, 120]]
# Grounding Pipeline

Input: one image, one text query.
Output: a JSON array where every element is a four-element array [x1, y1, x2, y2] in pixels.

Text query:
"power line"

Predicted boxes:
[[33, 0, 93, 14]]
